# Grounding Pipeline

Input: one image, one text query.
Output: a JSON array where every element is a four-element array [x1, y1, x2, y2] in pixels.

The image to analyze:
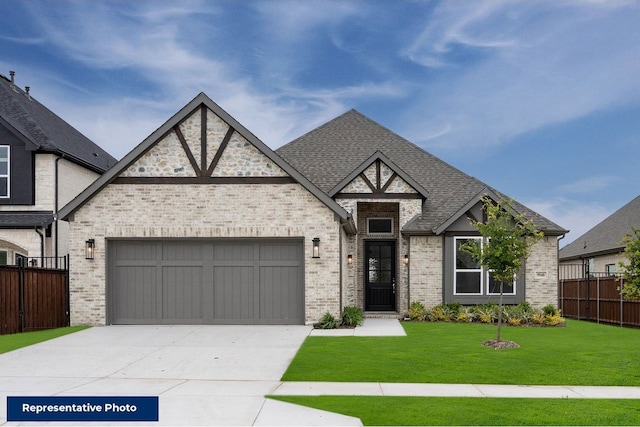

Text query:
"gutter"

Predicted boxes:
[[35, 226, 45, 266], [55, 154, 64, 265]]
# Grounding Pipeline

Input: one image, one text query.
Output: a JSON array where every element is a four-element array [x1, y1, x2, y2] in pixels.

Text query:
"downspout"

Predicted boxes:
[[35, 226, 45, 267], [557, 234, 565, 312], [55, 154, 64, 268]]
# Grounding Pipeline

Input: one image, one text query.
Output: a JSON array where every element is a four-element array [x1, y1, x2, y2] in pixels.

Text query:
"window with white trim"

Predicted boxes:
[[454, 237, 516, 296], [454, 237, 482, 295], [0, 250, 7, 265], [0, 146, 8, 198]]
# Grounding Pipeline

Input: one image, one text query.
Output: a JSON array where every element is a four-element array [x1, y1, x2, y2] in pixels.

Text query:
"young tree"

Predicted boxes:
[[619, 228, 640, 300], [461, 196, 543, 347]]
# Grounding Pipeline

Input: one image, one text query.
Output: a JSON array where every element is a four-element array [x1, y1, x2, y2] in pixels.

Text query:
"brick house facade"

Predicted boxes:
[[61, 93, 566, 326]]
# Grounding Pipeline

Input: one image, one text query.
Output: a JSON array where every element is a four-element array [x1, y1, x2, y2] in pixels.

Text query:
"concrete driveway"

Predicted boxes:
[[0, 325, 359, 426]]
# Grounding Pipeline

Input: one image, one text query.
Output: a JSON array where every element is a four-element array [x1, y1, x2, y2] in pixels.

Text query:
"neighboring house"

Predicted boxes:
[[559, 195, 640, 279], [59, 93, 566, 326], [0, 71, 116, 266]]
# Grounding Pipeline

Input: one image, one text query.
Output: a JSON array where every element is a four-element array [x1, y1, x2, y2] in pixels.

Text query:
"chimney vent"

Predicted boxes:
[[9, 70, 15, 84], [25, 86, 31, 99]]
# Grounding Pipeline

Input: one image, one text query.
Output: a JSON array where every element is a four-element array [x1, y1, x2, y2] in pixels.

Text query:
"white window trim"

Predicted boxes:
[[0, 249, 8, 265], [486, 270, 516, 296], [454, 237, 517, 296], [367, 217, 393, 235], [454, 236, 483, 296], [0, 145, 9, 198]]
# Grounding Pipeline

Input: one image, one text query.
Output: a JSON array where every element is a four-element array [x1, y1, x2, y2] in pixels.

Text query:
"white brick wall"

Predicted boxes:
[[525, 236, 560, 307], [67, 183, 343, 325], [409, 235, 443, 308]]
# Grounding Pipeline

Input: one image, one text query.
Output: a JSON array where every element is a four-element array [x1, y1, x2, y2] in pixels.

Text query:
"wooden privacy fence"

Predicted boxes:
[[0, 257, 69, 335], [559, 277, 640, 328]]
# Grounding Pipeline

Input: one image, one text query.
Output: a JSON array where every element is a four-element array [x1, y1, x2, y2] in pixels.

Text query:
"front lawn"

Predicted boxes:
[[282, 320, 640, 385], [0, 326, 89, 355], [270, 396, 640, 426]]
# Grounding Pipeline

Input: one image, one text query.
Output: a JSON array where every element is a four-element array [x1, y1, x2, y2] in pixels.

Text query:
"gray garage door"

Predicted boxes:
[[107, 240, 304, 325]]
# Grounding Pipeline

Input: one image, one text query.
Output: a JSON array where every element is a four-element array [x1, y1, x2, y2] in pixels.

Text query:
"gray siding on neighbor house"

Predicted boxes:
[[108, 239, 304, 325]]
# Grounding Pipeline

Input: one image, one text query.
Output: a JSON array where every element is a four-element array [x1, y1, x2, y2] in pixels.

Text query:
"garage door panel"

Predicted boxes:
[[212, 266, 255, 321], [109, 240, 303, 325], [260, 266, 301, 323], [116, 241, 157, 262], [163, 242, 204, 261], [113, 266, 158, 324], [162, 266, 203, 323]]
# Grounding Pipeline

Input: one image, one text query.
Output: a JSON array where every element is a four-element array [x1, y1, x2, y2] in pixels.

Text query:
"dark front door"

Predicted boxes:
[[365, 240, 396, 311]]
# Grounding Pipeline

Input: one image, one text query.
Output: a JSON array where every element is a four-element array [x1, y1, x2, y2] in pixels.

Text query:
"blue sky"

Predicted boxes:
[[1, 0, 639, 245]]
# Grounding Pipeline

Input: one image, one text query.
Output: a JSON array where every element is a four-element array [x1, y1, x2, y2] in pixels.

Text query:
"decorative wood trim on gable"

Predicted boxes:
[[329, 151, 429, 202], [174, 125, 201, 176], [206, 127, 234, 176], [200, 105, 207, 174], [112, 176, 296, 184], [334, 192, 423, 199]]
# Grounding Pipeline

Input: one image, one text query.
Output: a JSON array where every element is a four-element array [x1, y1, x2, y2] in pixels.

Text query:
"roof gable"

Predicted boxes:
[[60, 93, 349, 222], [560, 195, 640, 260], [0, 73, 115, 172], [330, 151, 428, 200], [120, 106, 288, 179]]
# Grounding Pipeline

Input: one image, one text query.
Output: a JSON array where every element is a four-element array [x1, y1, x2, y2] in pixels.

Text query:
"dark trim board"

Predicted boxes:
[[112, 176, 297, 184], [335, 193, 424, 200]]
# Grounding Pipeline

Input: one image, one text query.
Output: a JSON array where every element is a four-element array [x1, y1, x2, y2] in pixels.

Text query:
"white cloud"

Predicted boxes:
[[523, 197, 613, 246], [399, 1, 640, 150], [557, 175, 619, 195]]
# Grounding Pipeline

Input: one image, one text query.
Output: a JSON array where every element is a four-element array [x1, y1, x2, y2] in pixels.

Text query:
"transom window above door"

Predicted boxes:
[[367, 218, 393, 234]]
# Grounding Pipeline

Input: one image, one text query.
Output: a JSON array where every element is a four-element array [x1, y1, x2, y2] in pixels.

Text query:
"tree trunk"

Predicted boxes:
[[497, 281, 504, 342]]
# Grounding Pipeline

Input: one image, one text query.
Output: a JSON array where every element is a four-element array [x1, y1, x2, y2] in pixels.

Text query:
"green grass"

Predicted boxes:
[[282, 320, 640, 385], [0, 326, 89, 355], [270, 396, 640, 426]]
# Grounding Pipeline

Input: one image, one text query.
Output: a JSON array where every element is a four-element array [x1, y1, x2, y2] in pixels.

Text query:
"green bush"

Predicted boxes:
[[407, 302, 564, 327], [341, 306, 364, 327], [316, 312, 340, 329], [429, 304, 453, 322], [408, 301, 427, 321], [543, 304, 558, 316]]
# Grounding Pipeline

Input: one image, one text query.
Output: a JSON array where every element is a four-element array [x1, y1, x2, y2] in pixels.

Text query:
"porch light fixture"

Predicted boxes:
[[312, 237, 320, 258], [347, 254, 353, 265], [403, 254, 409, 265], [85, 239, 95, 260]]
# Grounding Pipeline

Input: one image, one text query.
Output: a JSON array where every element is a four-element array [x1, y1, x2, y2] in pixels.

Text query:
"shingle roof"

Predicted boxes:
[[276, 109, 566, 235], [0, 73, 115, 172], [0, 211, 54, 228], [559, 195, 640, 260]]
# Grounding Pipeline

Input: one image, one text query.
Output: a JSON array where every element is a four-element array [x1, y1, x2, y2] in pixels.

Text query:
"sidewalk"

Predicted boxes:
[[271, 381, 640, 399]]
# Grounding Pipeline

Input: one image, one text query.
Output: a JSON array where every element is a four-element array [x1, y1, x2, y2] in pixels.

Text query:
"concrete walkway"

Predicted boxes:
[[1, 319, 638, 426], [272, 381, 640, 399]]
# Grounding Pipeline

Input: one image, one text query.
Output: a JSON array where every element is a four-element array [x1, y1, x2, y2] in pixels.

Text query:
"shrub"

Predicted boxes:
[[503, 305, 524, 326], [430, 304, 452, 322], [545, 309, 565, 326], [408, 301, 427, 321], [470, 303, 498, 324], [543, 304, 558, 316], [456, 309, 472, 323], [316, 312, 339, 329], [446, 302, 462, 317], [531, 310, 546, 325], [341, 306, 364, 327]]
